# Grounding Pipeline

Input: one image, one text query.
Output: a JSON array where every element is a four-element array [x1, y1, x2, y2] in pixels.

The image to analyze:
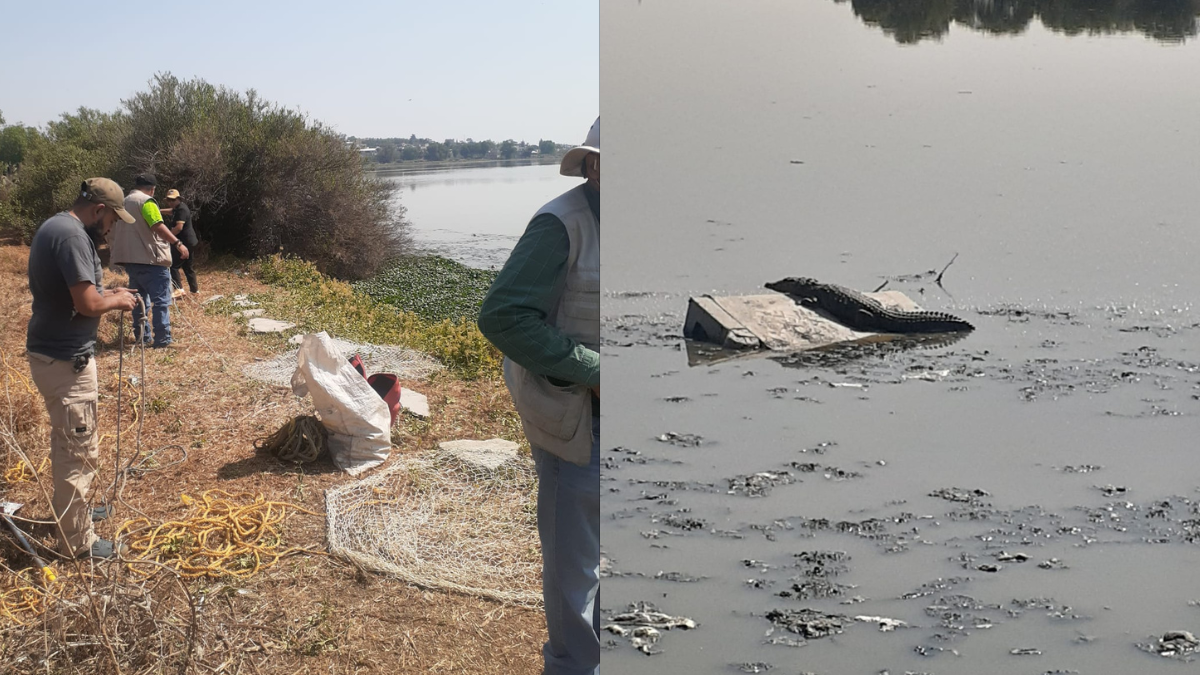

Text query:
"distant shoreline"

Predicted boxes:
[[368, 156, 561, 175]]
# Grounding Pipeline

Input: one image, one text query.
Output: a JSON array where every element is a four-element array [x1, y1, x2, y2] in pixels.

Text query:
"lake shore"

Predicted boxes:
[[369, 156, 561, 174]]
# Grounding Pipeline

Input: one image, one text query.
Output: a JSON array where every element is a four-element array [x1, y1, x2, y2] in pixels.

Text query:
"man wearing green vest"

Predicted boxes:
[[478, 118, 600, 675], [108, 174, 189, 347]]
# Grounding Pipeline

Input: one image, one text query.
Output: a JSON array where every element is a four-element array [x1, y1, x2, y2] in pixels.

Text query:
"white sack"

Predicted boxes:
[[290, 332, 391, 475]]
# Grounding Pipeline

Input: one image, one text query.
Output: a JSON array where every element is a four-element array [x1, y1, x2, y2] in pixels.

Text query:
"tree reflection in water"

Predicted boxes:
[[834, 0, 1200, 43]]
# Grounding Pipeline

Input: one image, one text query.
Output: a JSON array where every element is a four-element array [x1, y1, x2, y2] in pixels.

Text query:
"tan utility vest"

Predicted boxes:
[[502, 184, 599, 466], [110, 190, 171, 267]]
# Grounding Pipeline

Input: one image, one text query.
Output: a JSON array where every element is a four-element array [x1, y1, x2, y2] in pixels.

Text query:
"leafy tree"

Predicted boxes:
[[376, 142, 397, 164], [0, 124, 36, 168], [538, 139, 556, 155], [424, 141, 449, 161], [400, 144, 421, 161], [499, 139, 517, 160]]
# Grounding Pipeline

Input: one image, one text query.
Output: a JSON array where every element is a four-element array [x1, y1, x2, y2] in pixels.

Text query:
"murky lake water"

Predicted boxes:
[[378, 162, 564, 269], [601, 2, 1200, 673]]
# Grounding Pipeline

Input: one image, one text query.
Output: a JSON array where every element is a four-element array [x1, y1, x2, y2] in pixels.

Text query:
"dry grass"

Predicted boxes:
[[0, 244, 543, 674]]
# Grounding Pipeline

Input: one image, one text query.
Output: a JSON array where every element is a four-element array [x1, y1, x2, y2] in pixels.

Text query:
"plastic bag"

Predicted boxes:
[[290, 332, 391, 475]]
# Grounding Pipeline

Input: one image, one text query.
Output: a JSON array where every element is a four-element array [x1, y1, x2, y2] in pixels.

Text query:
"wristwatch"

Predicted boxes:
[[173, 241, 184, 249]]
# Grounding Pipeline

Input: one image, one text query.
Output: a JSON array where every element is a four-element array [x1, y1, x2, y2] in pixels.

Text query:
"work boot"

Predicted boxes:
[[76, 539, 126, 560], [92, 505, 112, 522]]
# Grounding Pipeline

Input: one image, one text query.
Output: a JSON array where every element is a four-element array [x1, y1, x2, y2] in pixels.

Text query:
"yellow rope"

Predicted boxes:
[[116, 490, 324, 579], [2, 457, 48, 484], [0, 568, 63, 627]]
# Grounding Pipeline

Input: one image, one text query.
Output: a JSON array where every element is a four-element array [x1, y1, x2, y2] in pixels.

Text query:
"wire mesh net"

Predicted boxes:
[[325, 445, 542, 606], [241, 338, 444, 387]]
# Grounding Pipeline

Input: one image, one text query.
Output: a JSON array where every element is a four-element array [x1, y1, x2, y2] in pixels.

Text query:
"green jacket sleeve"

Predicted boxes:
[[141, 199, 164, 228], [477, 213, 600, 387]]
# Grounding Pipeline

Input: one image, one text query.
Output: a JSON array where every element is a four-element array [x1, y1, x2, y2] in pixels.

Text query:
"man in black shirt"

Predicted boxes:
[[162, 189, 198, 293]]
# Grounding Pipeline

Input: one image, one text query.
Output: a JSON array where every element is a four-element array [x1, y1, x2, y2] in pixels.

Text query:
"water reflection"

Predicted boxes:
[[684, 331, 970, 368], [835, 0, 1200, 43]]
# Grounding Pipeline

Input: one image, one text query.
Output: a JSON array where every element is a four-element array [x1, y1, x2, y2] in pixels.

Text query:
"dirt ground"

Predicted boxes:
[[0, 244, 544, 674]]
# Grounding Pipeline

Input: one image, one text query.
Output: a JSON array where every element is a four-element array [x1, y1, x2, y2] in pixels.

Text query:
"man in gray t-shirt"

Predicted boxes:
[[27, 214, 107, 360], [26, 178, 137, 560]]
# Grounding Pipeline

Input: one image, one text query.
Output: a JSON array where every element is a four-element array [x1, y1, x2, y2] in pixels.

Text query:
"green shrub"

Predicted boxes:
[[0, 74, 411, 279]]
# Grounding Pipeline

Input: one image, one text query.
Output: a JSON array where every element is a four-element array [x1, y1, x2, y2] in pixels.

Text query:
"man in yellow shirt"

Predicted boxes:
[[108, 174, 189, 347]]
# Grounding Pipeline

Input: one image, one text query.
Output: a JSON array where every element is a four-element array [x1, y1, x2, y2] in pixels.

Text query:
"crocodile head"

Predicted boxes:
[[765, 277, 821, 296]]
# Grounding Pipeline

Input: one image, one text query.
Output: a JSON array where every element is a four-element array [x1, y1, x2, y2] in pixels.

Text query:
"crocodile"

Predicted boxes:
[[765, 277, 974, 334]]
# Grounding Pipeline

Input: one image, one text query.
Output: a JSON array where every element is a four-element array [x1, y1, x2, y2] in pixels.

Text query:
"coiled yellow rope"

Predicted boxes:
[[116, 489, 323, 579]]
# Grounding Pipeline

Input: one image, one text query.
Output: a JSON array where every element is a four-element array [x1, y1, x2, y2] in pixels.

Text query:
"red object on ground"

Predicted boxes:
[[348, 354, 366, 378], [367, 373, 402, 427]]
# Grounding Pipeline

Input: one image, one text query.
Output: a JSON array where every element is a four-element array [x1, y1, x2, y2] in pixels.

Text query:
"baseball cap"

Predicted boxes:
[[81, 178, 135, 223], [134, 173, 157, 187], [165, 189, 181, 199]]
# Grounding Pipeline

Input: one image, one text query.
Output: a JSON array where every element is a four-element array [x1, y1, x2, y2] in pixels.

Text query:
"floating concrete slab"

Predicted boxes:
[[438, 439, 519, 470], [400, 388, 430, 418], [248, 317, 296, 333], [685, 291, 920, 350], [683, 290, 957, 366]]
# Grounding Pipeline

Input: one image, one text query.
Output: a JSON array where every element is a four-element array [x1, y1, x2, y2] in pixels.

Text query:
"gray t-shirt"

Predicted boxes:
[[26, 212, 104, 360]]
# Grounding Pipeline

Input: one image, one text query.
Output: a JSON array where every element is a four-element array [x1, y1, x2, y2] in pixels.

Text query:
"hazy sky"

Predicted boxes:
[[0, 0, 598, 144]]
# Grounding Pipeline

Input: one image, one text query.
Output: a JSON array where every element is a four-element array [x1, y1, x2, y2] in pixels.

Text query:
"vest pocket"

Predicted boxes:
[[503, 359, 587, 440]]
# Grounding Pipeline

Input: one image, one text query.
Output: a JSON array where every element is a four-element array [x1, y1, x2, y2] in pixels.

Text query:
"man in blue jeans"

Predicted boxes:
[[108, 174, 189, 347], [478, 118, 600, 675]]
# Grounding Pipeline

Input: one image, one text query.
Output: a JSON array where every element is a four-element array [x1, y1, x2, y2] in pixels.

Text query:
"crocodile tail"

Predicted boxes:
[[909, 311, 974, 332]]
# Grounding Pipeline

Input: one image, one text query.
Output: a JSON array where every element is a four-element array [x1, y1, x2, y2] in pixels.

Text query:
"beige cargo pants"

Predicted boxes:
[[27, 352, 100, 557]]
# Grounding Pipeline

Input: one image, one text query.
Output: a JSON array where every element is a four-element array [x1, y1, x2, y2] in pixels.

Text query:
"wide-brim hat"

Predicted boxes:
[[165, 189, 181, 199], [560, 117, 599, 178]]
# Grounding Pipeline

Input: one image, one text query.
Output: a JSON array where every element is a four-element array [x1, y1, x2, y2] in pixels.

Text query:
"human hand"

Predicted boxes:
[[177, 244, 190, 260], [114, 290, 138, 312]]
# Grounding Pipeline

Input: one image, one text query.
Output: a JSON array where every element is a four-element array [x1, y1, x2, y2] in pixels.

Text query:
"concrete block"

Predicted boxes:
[[438, 439, 520, 470], [400, 388, 430, 418], [248, 318, 296, 333]]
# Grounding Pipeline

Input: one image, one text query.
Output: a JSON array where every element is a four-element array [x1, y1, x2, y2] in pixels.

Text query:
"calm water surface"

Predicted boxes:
[[379, 163, 565, 269], [602, 2, 1200, 673]]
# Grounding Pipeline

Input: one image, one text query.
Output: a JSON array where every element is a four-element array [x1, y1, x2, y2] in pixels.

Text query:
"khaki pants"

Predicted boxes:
[[27, 352, 100, 557]]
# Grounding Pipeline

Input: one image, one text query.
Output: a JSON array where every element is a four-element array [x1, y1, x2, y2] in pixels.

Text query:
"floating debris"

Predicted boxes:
[[657, 431, 705, 447], [603, 602, 698, 655], [929, 487, 991, 503], [1010, 647, 1043, 655], [727, 471, 796, 497], [1061, 464, 1103, 473], [855, 615, 911, 631], [764, 608, 846, 639], [1137, 630, 1200, 660]]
